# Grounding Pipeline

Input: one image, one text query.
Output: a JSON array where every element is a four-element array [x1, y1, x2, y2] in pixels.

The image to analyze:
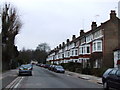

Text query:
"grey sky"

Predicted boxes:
[[0, 0, 119, 51]]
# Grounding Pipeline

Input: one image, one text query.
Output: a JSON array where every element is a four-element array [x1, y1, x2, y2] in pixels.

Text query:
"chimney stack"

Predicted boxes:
[[62, 42, 65, 46], [91, 22, 97, 30], [72, 35, 76, 40], [80, 30, 85, 36], [67, 39, 69, 44], [110, 10, 116, 20], [59, 44, 61, 48]]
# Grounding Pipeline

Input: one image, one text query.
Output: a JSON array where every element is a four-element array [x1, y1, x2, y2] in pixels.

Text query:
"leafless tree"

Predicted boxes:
[[1, 3, 22, 70]]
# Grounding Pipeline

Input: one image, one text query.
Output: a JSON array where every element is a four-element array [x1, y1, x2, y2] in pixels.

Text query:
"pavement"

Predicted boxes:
[[0, 68, 18, 89], [65, 70, 103, 85]]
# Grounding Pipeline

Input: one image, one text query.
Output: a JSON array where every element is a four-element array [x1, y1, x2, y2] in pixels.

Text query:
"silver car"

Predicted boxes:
[[19, 64, 32, 76], [54, 65, 65, 73]]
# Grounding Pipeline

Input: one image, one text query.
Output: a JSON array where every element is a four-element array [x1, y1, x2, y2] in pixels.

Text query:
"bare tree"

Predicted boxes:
[[1, 3, 22, 70], [36, 43, 51, 53]]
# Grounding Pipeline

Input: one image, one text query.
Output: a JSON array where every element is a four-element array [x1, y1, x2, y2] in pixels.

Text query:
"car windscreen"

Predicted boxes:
[[103, 68, 113, 76], [56, 66, 63, 69], [21, 65, 31, 68]]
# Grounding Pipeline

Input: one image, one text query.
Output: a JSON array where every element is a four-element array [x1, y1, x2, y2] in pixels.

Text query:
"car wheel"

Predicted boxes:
[[103, 82, 109, 90]]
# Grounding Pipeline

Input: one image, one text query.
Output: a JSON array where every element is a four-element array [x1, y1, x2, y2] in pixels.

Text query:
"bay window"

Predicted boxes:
[[92, 40, 102, 52]]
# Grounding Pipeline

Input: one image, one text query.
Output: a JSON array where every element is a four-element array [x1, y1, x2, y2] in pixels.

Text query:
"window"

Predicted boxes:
[[86, 35, 93, 43], [75, 50, 78, 55], [72, 50, 74, 55], [82, 47, 84, 54], [97, 42, 102, 50], [92, 40, 102, 52], [68, 51, 70, 57], [62, 54, 64, 58], [93, 43, 96, 51], [80, 48, 82, 54], [87, 46, 90, 53]]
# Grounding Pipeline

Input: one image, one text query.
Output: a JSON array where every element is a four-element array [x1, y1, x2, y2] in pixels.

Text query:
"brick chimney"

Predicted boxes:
[[72, 35, 76, 40], [110, 10, 116, 20], [91, 22, 97, 30], [59, 44, 61, 48], [67, 39, 69, 44], [80, 30, 85, 36], [62, 42, 65, 46]]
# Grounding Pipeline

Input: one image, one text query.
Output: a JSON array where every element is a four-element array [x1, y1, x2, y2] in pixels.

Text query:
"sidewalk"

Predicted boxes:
[[0, 68, 18, 89], [65, 70, 102, 85]]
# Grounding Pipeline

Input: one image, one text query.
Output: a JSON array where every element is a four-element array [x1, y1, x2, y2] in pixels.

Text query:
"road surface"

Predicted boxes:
[[5, 65, 103, 89]]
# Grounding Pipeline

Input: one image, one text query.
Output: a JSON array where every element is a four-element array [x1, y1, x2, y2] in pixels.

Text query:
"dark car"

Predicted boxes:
[[50, 65, 56, 71], [43, 64, 50, 68], [102, 68, 120, 90], [48, 65, 52, 70], [36, 63, 41, 67], [19, 64, 33, 76], [54, 65, 65, 73]]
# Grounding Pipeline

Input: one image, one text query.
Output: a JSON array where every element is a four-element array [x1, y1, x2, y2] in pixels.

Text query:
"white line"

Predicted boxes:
[[14, 77, 24, 88], [5, 77, 24, 89], [6, 77, 20, 88]]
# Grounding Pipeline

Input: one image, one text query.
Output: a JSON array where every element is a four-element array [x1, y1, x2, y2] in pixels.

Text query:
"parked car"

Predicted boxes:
[[50, 65, 56, 71], [102, 68, 120, 90], [54, 65, 65, 73], [48, 65, 56, 71], [43, 64, 50, 68], [18, 64, 33, 76], [36, 63, 41, 66], [48, 65, 52, 70], [40, 64, 45, 67]]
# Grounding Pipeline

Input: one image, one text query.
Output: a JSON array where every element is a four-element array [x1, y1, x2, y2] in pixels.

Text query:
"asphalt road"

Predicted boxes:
[[12, 65, 103, 89]]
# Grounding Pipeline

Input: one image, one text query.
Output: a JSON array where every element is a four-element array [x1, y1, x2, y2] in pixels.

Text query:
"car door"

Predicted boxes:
[[107, 69, 117, 88], [115, 69, 120, 89]]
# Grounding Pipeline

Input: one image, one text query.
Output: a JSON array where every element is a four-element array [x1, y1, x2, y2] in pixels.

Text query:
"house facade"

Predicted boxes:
[[47, 10, 120, 69]]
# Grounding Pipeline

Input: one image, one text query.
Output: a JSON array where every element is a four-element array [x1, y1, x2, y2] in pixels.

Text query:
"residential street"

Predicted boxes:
[[4, 65, 103, 89]]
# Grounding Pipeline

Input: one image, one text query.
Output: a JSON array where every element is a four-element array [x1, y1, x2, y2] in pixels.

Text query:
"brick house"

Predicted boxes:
[[47, 10, 120, 69]]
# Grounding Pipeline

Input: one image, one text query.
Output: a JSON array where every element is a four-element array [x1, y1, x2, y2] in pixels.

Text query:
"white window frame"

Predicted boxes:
[[92, 40, 102, 52]]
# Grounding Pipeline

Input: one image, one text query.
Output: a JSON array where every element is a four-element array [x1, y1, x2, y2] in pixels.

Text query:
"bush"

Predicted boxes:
[[61, 62, 82, 72], [82, 68, 91, 75], [91, 68, 108, 77]]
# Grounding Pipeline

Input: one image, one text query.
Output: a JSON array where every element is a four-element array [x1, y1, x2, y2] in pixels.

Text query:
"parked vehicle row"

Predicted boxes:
[[36, 63, 65, 73]]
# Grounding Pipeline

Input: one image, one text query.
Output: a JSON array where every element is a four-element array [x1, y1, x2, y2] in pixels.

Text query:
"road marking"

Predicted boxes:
[[14, 77, 24, 88], [5, 76, 24, 89]]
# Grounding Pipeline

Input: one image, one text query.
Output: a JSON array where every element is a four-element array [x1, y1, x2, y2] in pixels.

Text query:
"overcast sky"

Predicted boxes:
[[0, 0, 119, 51]]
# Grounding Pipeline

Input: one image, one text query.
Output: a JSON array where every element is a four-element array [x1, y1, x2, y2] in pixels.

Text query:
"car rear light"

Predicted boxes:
[[19, 68, 22, 70], [28, 68, 32, 70], [29, 68, 32, 70]]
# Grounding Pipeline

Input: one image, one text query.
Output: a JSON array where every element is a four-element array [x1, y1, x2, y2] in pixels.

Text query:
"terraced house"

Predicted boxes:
[[47, 10, 120, 69]]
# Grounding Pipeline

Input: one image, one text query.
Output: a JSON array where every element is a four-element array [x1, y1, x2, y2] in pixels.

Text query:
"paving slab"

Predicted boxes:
[[65, 70, 102, 84]]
